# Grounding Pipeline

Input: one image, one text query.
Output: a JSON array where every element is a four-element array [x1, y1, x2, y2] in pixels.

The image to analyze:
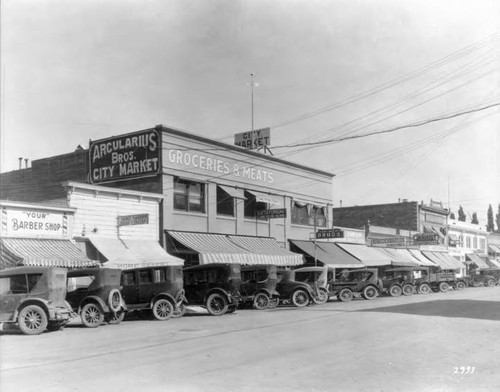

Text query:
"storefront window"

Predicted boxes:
[[292, 202, 326, 227], [174, 178, 205, 213], [244, 191, 267, 219], [217, 186, 235, 216]]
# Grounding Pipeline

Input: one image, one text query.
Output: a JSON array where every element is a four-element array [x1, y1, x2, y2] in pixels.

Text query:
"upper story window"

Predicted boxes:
[[466, 236, 471, 248], [479, 238, 486, 250], [291, 201, 326, 227], [473, 237, 478, 249], [174, 178, 205, 213], [244, 191, 268, 220], [217, 186, 235, 217]]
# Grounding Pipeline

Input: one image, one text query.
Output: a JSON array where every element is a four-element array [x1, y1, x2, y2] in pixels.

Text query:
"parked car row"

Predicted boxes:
[[1, 263, 499, 335]]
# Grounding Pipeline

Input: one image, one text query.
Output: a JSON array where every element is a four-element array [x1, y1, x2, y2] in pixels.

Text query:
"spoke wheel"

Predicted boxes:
[[206, 293, 228, 316], [362, 285, 378, 300], [107, 311, 126, 324], [267, 297, 280, 309], [389, 285, 402, 297], [418, 283, 431, 294], [486, 279, 496, 287], [81, 303, 103, 328], [313, 287, 329, 305], [291, 289, 310, 307], [438, 282, 449, 292], [152, 299, 173, 321], [455, 281, 466, 290], [337, 288, 353, 302], [172, 304, 186, 318], [402, 284, 414, 296], [18, 305, 48, 335], [253, 293, 270, 310]]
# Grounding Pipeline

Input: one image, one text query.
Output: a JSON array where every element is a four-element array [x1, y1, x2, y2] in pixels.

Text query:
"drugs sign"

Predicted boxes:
[[234, 128, 271, 150], [316, 229, 344, 239]]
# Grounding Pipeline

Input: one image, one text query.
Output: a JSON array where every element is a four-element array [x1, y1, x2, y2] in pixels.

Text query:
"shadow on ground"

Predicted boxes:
[[361, 299, 500, 321]]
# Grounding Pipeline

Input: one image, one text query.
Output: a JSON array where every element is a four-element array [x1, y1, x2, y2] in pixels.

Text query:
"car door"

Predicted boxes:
[[120, 270, 139, 307], [137, 269, 156, 304], [0, 274, 29, 322]]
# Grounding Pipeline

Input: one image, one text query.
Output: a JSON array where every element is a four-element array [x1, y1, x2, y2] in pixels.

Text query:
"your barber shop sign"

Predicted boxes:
[[3, 209, 67, 237]]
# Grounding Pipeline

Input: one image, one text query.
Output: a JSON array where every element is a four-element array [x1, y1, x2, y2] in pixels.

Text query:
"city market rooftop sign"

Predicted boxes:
[[89, 130, 160, 184]]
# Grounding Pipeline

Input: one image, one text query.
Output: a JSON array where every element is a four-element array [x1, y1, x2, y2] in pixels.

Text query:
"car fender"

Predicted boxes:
[[253, 289, 272, 298], [13, 298, 50, 321], [150, 293, 176, 308], [290, 284, 314, 300], [204, 288, 231, 304], [79, 295, 109, 314]]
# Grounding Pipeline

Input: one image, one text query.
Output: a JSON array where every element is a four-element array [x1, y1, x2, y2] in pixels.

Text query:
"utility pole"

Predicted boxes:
[[250, 73, 255, 150]]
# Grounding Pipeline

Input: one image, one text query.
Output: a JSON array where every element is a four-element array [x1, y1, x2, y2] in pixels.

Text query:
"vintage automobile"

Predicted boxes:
[[66, 268, 126, 328], [0, 267, 74, 335], [380, 267, 419, 297], [292, 266, 330, 304], [275, 269, 317, 307], [239, 264, 280, 310], [414, 268, 467, 293], [329, 268, 381, 302], [120, 265, 185, 320], [183, 263, 242, 316], [464, 269, 498, 287]]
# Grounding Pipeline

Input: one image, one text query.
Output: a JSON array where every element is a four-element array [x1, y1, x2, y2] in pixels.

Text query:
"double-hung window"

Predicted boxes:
[[244, 191, 268, 220], [174, 178, 205, 213], [291, 201, 326, 227]]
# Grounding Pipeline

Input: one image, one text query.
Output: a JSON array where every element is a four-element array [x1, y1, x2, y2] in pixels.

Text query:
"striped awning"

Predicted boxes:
[[0, 237, 98, 269], [407, 249, 437, 267], [167, 231, 303, 266], [466, 253, 490, 269], [336, 243, 393, 266], [289, 240, 365, 268], [488, 245, 500, 254], [421, 251, 460, 270], [381, 248, 419, 267], [88, 237, 184, 269]]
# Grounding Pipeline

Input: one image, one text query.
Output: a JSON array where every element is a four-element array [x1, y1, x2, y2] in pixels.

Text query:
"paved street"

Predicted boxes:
[[1, 286, 500, 392]]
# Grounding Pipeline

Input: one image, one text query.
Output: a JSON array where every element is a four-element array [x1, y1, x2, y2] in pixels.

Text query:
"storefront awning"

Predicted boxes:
[[487, 258, 500, 268], [336, 243, 393, 266], [289, 240, 365, 268], [88, 237, 184, 269], [245, 190, 280, 205], [218, 185, 245, 199], [421, 251, 459, 270], [465, 253, 490, 270], [433, 252, 465, 269], [0, 237, 98, 269], [167, 231, 303, 266], [407, 249, 437, 267], [488, 245, 500, 254], [380, 248, 420, 267]]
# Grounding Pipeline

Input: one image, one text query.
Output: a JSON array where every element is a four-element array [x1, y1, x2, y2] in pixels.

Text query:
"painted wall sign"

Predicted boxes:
[[117, 214, 149, 227], [234, 127, 271, 149], [4, 209, 66, 237], [413, 233, 439, 244], [371, 237, 406, 245], [166, 149, 275, 185], [89, 130, 160, 183]]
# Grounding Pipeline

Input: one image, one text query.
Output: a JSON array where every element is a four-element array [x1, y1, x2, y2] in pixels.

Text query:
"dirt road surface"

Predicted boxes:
[[1, 286, 499, 392]]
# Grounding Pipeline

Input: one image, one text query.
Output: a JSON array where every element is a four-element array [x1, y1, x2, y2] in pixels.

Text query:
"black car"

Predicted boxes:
[[240, 264, 279, 310], [120, 265, 185, 320], [66, 268, 126, 328], [183, 263, 241, 316]]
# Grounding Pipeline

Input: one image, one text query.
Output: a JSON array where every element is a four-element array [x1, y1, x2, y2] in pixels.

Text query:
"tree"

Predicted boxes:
[[458, 205, 466, 222], [496, 204, 500, 233], [450, 212, 456, 220], [487, 204, 494, 232], [471, 212, 479, 224]]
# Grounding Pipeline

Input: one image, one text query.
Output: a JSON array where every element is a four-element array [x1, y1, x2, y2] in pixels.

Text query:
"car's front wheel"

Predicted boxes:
[[455, 281, 466, 290], [81, 303, 104, 328], [152, 299, 174, 321], [172, 304, 186, 318], [486, 278, 496, 287], [253, 293, 270, 310], [337, 288, 353, 302], [267, 297, 280, 309], [389, 285, 402, 297], [418, 283, 431, 294], [107, 311, 126, 324], [206, 293, 229, 316], [438, 282, 449, 292], [362, 285, 378, 300], [402, 284, 414, 296], [291, 289, 310, 307], [18, 305, 48, 335]]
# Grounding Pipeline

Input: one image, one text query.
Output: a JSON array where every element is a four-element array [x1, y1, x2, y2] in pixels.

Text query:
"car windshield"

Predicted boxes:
[[67, 275, 95, 292]]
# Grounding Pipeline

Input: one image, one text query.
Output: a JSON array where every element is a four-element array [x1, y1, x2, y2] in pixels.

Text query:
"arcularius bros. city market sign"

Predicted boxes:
[[89, 130, 160, 184]]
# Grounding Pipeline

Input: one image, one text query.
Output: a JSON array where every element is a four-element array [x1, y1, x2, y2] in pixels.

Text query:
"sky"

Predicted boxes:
[[1, 0, 499, 226]]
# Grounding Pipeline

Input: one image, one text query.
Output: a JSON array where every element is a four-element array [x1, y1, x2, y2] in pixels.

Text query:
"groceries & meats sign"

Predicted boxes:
[[89, 130, 160, 183]]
